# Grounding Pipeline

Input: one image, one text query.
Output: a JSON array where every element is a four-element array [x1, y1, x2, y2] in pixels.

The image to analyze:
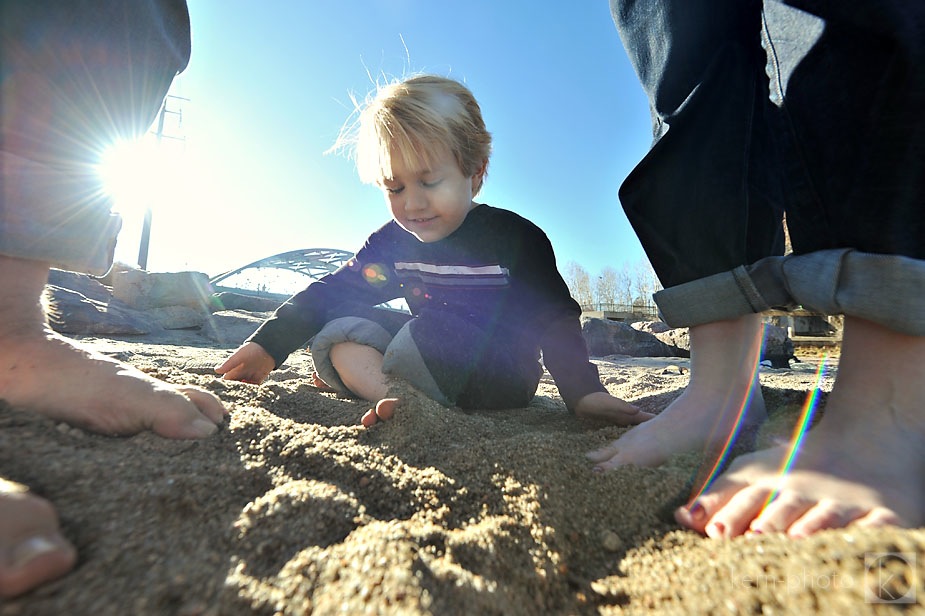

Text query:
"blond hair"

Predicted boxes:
[[334, 75, 492, 196]]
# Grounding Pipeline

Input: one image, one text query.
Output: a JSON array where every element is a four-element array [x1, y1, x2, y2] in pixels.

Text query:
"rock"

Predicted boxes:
[[45, 266, 214, 337], [48, 269, 112, 303], [199, 310, 267, 346], [630, 320, 671, 334], [112, 269, 213, 311], [211, 292, 284, 313], [45, 284, 155, 335], [601, 530, 623, 552], [654, 328, 691, 355], [761, 323, 795, 368], [580, 317, 684, 358], [147, 305, 207, 330], [645, 321, 794, 367]]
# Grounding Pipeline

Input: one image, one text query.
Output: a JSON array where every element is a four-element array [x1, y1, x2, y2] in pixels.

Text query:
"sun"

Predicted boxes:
[[96, 137, 169, 215]]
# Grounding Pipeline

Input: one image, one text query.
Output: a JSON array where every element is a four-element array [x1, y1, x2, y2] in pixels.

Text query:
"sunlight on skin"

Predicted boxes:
[[685, 327, 772, 505], [687, 348, 828, 511], [754, 355, 829, 513], [685, 375, 763, 507], [685, 353, 829, 513]]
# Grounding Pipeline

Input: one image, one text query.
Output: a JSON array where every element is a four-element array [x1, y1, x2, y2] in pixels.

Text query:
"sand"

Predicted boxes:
[[1, 332, 922, 615]]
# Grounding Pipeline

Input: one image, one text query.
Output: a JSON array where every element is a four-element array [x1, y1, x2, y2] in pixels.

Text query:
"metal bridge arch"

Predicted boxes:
[[209, 248, 353, 299]]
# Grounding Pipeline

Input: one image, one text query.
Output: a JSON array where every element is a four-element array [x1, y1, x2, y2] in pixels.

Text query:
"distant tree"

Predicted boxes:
[[632, 257, 662, 309], [595, 266, 620, 308], [562, 260, 594, 308], [616, 263, 634, 306]]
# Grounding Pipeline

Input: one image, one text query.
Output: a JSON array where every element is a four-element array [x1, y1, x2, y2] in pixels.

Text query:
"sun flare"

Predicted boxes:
[[97, 137, 176, 216]]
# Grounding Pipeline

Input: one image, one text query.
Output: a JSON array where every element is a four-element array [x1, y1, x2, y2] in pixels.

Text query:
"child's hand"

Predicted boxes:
[[214, 342, 275, 385], [573, 392, 654, 425]]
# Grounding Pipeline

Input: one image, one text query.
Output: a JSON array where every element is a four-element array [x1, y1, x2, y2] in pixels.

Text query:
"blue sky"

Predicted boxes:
[[110, 1, 654, 280]]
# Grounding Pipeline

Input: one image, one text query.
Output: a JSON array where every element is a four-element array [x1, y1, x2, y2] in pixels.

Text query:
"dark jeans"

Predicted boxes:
[[319, 303, 541, 410], [1, 0, 191, 273], [611, 0, 925, 289]]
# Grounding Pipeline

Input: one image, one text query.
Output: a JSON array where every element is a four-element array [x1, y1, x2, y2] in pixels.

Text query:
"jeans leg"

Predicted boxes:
[[611, 0, 785, 288], [0, 0, 191, 274], [763, 0, 925, 259]]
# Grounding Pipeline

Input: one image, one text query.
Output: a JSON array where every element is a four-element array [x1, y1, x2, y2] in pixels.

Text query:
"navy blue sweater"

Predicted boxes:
[[248, 204, 605, 410]]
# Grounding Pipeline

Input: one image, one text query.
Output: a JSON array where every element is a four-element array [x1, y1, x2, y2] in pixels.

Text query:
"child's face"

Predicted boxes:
[[380, 147, 480, 243]]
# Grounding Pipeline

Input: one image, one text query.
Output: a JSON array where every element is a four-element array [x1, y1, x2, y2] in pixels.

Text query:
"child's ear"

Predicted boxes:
[[471, 159, 488, 193]]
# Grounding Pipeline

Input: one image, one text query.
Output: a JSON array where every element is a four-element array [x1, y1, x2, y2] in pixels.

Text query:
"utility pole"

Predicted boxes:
[[137, 94, 188, 270]]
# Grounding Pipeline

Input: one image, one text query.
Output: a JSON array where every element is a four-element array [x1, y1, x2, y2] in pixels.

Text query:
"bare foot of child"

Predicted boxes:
[[311, 372, 338, 393], [361, 398, 399, 428], [1, 257, 226, 439], [587, 314, 767, 469], [0, 480, 77, 599], [675, 317, 925, 537]]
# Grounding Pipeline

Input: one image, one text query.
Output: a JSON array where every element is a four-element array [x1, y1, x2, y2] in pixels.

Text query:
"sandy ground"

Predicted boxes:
[[1, 331, 922, 615]]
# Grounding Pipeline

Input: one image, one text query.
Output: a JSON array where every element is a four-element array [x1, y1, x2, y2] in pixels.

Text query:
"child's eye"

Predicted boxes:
[[385, 185, 404, 195], [421, 179, 441, 188]]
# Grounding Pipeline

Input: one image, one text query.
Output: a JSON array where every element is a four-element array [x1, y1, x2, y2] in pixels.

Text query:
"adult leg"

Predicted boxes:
[[592, 0, 775, 468], [589, 314, 766, 469], [675, 0, 925, 536], [0, 0, 224, 595]]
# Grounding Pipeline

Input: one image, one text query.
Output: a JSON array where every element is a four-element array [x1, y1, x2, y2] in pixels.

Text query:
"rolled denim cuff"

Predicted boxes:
[[0, 152, 121, 275], [653, 266, 775, 328], [655, 249, 925, 336], [783, 250, 925, 336]]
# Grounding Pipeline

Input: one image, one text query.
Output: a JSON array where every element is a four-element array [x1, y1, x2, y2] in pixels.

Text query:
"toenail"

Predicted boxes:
[[706, 522, 726, 538], [12, 536, 59, 568], [191, 419, 218, 437], [688, 502, 706, 522]]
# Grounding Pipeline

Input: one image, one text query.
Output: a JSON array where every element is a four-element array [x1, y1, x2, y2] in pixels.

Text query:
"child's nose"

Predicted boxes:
[[404, 188, 427, 211]]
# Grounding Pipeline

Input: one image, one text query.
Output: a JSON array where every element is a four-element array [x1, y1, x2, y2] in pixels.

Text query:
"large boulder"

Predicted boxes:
[[199, 310, 267, 346], [211, 291, 284, 313], [112, 269, 213, 311], [626, 320, 795, 367], [45, 284, 155, 335], [580, 317, 686, 358], [654, 328, 691, 355], [630, 320, 671, 335], [47, 269, 112, 304], [46, 267, 215, 336]]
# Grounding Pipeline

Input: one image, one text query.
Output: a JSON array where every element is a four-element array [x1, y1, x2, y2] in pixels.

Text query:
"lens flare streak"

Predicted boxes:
[[757, 354, 829, 513], [686, 326, 768, 505]]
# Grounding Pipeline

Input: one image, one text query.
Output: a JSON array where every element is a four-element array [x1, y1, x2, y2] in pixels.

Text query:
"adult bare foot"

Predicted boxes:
[[0, 329, 226, 439], [361, 398, 399, 428], [0, 479, 76, 599], [1, 256, 226, 440], [675, 317, 925, 538], [588, 314, 767, 470]]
